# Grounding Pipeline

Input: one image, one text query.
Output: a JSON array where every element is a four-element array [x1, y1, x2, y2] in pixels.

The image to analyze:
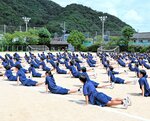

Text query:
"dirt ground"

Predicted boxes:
[[0, 52, 150, 121]]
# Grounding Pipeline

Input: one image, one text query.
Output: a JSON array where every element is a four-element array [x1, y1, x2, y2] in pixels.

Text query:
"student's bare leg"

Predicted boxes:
[[107, 100, 123, 107], [97, 84, 111, 88], [68, 89, 78, 94], [36, 82, 45, 86]]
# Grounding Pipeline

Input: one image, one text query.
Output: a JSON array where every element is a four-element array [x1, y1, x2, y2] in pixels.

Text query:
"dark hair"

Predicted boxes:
[[135, 63, 139, 67], [109, 66, 114, 71], [56, 62, 59, 66], [79, 75, 87, 83], [139, 70, 146, 77], [40, 58, 44, 61], [70, 61, 74, 66], [45, 71, 52, 76], [15, 64, 22, 70], [4, 65, 11, 70], [30, 64, 34, 67], [81, 67, 86, 72]]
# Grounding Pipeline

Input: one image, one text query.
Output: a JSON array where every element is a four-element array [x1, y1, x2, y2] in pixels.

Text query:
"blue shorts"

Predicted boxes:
[[24, 79, 37, 86], [8, 76, 17, 81], [54, 87, 69, 95], [73, 72, 81, 78], [95, 92, 112, 107], [115, 77, 125, 84], [33, 73, 42, 77], [43, 67, 50, 71], [58, 70, 67, 74], [91, 80, 99, 88]]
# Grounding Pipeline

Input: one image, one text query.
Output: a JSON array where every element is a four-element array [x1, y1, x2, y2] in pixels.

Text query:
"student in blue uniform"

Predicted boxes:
[[108, 66, 135, 84], [15, 64, 44, 86], [138, 70, 150, 97], [40, 58, 51, 71], [143, 61, 150, 69], [64, 58, 71, 70], [46, 56, 56, 69], [28, 64, 44, 77], [4, 65, 17, 81], [45, 71, 80, 94], [75, 59, 82, 71], [69, 61, 81, 78], [86, 58, 96, 67], [30, 59, 39, 68], [117, 57, 126, 67], [81, 67, 112, 88], [14, 58, 28, 73], [55, 62, 68, 74], [79, 75, 130, 108]]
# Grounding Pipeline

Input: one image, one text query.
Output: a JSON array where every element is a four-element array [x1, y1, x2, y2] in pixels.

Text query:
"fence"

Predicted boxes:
[[0, 45, 28, 52], [0, 45, 50, 52]]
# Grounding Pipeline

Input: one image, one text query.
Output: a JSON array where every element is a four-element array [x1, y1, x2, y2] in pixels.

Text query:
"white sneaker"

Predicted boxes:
[[109, 82, 115, 89], [125, 96, 132, 106], [123, 99, 128, 109]]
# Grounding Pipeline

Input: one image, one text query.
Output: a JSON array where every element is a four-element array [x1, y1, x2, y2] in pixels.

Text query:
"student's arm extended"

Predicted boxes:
[[45, 84, 49, 93], [85, 96, 89, 105], [17, 77, 20, 86], [141, 85, 145, 97]]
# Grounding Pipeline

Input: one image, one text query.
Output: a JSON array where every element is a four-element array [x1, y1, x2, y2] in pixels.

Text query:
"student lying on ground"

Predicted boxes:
[[15, 64, 44, 86], [4, 65, 17, 81], [81, 67, 114, 89], [108, 66, 136, 84], [79, 75, 131, 109], [45, 71, 80, 94]]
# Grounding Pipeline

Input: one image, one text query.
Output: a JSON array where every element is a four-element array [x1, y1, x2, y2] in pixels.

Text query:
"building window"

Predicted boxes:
[[140, 40, 143, 43]]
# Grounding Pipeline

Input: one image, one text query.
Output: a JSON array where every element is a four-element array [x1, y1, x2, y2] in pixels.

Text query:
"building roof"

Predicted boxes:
[[132, 32, 150, 39], [50, 40, 69, 45]]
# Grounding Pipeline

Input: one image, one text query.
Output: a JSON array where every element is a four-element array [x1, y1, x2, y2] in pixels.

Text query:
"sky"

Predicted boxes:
[[52, 0, 150, 32]]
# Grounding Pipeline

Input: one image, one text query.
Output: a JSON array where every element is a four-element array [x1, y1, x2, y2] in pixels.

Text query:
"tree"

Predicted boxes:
[[38, 28, 51, 45], [121, 26, 135, 50], [67, 30, 85, 50], [2, 29, 39, 45]]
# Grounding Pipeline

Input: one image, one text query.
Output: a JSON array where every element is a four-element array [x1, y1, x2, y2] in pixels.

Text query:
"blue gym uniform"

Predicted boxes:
[[47, 59, 56, 68], [28, 66, 42, 77], [83, 81, 112, 107], [70, 66, 81, 78], [81, 72, 99, 88], [75, 62, 82, 71], [17, 70, 37, 86], [5, 70, 17, 81], [143, 62, 150, 69], [30, 60, 39, 68], [45, 75, 69, 94], [87, 59, 95, 67], [40, 61, 51, 71], [56, 66, 67, 74], [109, 70, 124, 84], [138, 77, 150, 97], [118, 59, 126, 67]]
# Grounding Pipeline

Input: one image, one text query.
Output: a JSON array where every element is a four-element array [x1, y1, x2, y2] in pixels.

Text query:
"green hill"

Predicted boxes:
[[0, 0, 130, 35]]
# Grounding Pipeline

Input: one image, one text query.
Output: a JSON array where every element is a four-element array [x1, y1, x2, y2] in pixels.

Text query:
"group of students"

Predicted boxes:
[[0, 51, 150, 109]]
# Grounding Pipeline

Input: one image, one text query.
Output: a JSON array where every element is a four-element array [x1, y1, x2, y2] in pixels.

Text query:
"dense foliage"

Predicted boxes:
[[0, 0, 130, 35], [2, 28, 51, 45], [67, 30, 85, 50]]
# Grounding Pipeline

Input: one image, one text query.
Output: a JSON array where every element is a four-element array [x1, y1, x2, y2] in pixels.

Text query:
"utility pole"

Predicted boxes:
[[22, 17, 31, 32], [19, 26, 22, 32], [4, 24, 6, 34], [99, 16, 107, 41]]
